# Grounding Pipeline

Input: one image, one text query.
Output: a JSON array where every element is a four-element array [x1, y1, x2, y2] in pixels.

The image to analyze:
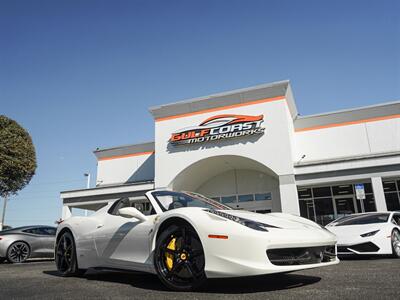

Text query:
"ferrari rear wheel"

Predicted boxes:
[[154, 224, 206, 291], [391, 229, 400, 258], [7, 241, 30, 263], [55, 231, 85, 276]]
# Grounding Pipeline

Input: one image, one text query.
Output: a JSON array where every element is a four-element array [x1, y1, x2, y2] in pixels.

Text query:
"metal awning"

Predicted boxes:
[[60, 181, 154, 211]]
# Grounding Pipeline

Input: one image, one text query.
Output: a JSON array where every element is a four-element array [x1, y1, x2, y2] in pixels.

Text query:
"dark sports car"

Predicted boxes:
[[0, 225, 56, 263]]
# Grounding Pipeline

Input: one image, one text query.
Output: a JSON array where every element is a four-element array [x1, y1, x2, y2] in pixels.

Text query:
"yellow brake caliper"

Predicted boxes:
[[165, 237, 176, 271]]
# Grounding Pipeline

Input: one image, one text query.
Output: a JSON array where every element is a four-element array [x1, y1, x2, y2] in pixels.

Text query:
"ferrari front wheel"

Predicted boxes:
[[154, 223, 206, 291], [55, 231, 85, 276], [391, 229, 400, 258]]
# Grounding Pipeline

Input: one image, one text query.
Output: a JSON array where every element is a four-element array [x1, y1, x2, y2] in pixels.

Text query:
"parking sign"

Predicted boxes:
[[355, 184, 366, 200]]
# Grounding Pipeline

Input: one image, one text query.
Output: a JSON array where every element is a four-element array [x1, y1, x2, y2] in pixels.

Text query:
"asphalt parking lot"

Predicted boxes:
[[0, 258, 399, 300]]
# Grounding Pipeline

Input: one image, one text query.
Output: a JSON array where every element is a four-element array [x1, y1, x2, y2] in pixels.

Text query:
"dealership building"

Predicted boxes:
[[61, 80, 400, 225]]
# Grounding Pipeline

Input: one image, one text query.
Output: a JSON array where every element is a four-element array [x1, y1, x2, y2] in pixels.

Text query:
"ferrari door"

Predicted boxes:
[[93, 203, 155, 269]]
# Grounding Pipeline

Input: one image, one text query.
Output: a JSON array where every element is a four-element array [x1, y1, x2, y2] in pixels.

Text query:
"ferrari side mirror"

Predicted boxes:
[[118, 207, 148, 222]]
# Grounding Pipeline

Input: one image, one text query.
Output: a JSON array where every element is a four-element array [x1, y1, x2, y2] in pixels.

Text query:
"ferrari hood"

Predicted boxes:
[[219, 210, 322, 230]]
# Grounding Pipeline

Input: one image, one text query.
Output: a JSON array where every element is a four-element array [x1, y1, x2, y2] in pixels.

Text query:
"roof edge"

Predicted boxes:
[[94, 141, 155, 154], [60, 180, 155, 195], [295, 99, 400, 131], [297, 99, 400, 120], [93, 141, 155, 160], [149, 80, 291, 120]]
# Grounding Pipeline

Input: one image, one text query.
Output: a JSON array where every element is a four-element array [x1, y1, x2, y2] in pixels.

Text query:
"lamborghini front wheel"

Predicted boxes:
[[154, 223, 206, 291], [392, 229, 400, 258]]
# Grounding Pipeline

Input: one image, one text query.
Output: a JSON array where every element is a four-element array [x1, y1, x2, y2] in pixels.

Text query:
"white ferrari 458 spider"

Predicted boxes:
[[55, 190, 338, 291], [326, 212, 400, 257]]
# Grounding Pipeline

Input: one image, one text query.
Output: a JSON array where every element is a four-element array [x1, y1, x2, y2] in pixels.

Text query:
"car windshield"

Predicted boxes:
[[330, 213, 390, 226], [152, 191, 232, 211]]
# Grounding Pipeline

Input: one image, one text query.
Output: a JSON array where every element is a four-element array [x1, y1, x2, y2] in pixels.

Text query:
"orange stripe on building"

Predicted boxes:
[[98, 151, 155, 161], [155, 96, 286, 122], [295, 114, 400, 132]]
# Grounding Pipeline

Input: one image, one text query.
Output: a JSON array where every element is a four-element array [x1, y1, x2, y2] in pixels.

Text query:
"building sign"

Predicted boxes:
[[355, 184, 366, 200], [169, 114, 265, 146]]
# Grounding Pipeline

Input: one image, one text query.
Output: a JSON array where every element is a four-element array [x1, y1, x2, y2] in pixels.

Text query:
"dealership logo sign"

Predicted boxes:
[[169, 114, 265, 146]]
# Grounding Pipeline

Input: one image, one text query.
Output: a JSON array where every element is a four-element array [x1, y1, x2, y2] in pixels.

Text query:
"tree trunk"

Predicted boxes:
[[0, 196, 7, 231]]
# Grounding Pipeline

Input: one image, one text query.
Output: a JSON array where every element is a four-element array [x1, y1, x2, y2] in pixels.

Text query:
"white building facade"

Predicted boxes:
[[61, 81, 400, 225]]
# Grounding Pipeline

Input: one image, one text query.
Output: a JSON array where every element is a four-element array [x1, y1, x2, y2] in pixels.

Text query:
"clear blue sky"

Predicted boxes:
[[1, 0, 399, 227]]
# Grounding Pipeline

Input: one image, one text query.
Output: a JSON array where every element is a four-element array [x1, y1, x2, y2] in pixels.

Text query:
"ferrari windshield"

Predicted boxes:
[[152, 191, 232, 211], [330, 213, 390, 226]]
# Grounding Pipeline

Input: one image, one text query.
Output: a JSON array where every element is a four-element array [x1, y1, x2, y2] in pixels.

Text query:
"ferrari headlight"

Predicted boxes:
[[360, 230, 380, 237], [236, 218, 269, 232], [205, 209, 278, 232]]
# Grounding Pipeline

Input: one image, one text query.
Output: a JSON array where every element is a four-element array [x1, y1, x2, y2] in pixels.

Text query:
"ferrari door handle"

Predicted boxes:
[[97, 224, 104, 228]]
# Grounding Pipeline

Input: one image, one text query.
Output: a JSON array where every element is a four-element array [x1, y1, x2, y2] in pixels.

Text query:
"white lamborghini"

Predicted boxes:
[[55, 190, 338, 291], [326, 212, 400, 257]]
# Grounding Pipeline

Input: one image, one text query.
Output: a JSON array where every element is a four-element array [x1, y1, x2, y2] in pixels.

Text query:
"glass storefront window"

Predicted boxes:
[[356, 194, 376, 213], [363, 183, 373, 194], [364, 194, 377, 212], [356, 199, 362, 212], [299, 199, 315, 221], [332, 185, 353, 196], [312, 187, 332, 198], [209, 191, 273, 211], [383, 179, 400, 211], [255, 193, 272, 201], [238, 194, 254, 202], [335, 197, 355, 217], [383, 181, 397, 192], [314, 197, 335, 226], [298, 182, 377, 225], [298, 188, 312, 199], [385, 192, 400, 211], [221, 195, 236, 204]]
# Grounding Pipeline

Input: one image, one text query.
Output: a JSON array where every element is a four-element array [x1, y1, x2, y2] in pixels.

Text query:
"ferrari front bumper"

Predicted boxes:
[[201, 227, 339, 278]]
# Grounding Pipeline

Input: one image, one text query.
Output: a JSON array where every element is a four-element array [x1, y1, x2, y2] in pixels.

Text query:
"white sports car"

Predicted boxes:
[[55, 190, 338, 291], [326, 212, 400, 257]]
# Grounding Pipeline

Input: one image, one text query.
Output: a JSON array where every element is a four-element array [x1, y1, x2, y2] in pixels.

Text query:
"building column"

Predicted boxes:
[[62, 205, 72, 220], [279, 175, 300, 215], [371, 177, 387, 212]]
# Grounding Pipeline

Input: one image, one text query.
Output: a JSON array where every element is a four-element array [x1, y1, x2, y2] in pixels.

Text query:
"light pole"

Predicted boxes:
[[0, 195, 7, 231], [84, 173, 91, 189], [84, 173, 90, 216]]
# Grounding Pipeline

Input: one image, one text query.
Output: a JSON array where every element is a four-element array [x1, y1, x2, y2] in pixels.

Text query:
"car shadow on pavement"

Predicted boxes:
[[43, 269, 321, 294], [1, 258, 54, 265], [202, 273, 321, 294]]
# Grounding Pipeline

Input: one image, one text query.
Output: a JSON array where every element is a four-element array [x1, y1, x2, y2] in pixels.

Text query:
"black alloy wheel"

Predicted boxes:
[[7, 241, 30, 263], [154, 224, 206, 291], [55, 231, 85, 276], [0, 257, 5, 263], [391, 229, 400, 258]]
